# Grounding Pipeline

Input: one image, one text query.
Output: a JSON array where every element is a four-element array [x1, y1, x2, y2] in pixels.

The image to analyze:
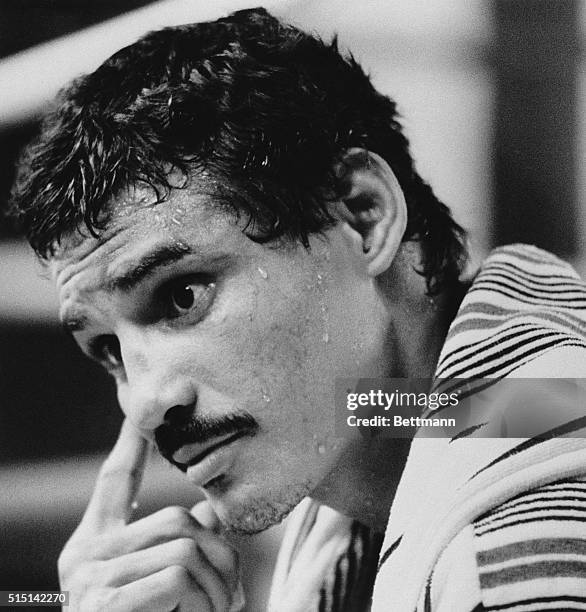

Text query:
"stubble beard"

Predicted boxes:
[[215, 480, 313, 535]]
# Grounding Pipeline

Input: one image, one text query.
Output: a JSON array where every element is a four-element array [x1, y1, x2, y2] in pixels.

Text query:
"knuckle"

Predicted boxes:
[[69, 564, 96, 589], [63, 560, 111, 594], [67, 566, 132, 612], [174, 537, 199, 562], [84, 588, 116, 612], [98, 460, 138, 483], [60, 532, 106, 569], [219, 542, 240, 569], [207, 543, 239, 590], [162, 505, 195, 531], [105, 588, 139, 612], [94, 526, 123, 556], [98, 560, 123, 587], [167, 565, 192, 591]]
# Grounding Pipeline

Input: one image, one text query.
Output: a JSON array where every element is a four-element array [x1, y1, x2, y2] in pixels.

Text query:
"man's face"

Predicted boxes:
[[53, 184, 388, 533]]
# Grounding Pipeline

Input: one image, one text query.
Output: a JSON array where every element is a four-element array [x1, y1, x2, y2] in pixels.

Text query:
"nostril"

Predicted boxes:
[[163, 404, 194, 426]]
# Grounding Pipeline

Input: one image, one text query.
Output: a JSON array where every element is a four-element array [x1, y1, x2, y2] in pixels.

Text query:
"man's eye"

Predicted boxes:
[[168, 280, 216, 317], [90, 335, 123, 368]]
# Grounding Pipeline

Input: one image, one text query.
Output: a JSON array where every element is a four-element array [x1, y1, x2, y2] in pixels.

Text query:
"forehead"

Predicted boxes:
[[51, 184, 242, 294]]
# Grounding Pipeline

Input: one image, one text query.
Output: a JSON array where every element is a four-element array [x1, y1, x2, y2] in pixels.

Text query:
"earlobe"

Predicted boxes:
[[334, 148, 407, 277]]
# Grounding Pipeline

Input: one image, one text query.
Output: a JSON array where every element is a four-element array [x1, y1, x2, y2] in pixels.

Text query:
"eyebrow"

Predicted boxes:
[[60, 242, 193, 334], [107, 242, 194, 292]]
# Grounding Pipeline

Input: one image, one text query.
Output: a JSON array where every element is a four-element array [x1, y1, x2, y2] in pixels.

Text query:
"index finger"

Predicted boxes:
[[82, 419, 150, 532], [190, 500, 222, 535]]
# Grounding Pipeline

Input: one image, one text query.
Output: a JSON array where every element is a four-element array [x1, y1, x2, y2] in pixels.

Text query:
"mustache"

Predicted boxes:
[[155, 410, 259, 471]]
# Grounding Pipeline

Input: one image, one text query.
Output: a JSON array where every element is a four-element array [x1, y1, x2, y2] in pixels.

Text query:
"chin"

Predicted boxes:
[[206, 478, 312, 535]]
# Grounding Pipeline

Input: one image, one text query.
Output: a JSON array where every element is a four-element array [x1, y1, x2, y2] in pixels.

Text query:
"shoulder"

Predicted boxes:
[[430, 479, 586, 611]]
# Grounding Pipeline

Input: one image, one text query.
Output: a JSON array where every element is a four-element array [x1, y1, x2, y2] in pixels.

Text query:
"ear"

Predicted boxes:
[[333, 148, 407, 277]]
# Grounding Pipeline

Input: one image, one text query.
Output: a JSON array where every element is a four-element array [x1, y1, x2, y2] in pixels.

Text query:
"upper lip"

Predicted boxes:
[[172, 431, 248, 468]]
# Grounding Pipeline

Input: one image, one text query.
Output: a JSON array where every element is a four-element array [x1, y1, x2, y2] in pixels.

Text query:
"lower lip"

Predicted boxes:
[[185, 434, 248, 488]]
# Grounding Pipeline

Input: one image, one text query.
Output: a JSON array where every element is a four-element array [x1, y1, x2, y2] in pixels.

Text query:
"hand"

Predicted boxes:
[[58, 420, 243, 611]]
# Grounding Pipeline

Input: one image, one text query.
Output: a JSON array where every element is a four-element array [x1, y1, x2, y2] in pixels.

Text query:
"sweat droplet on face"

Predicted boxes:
[[317, 443, 326, 455], [247, 285, 259, 321], [320, 301, 329, 343], [261, 389, 271, 403], [257, 267, 268, 279]]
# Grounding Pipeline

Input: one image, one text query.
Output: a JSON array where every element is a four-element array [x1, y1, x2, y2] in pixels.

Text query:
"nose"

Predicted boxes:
[[116, 328, 198, 433]]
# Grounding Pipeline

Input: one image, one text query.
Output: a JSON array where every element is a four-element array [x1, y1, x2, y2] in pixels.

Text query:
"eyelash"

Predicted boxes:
[[161, 275, 217, 321], [87, 276, 217, 369]]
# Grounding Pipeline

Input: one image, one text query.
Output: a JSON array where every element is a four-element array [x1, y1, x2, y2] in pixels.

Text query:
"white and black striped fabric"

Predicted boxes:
[[432, 244, 586, 402]]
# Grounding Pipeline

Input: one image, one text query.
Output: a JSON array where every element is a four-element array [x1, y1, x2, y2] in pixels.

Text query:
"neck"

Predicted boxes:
[[389, 283, 464, 378], [313, 279, 465, 531], [312, 436, 411, 531]]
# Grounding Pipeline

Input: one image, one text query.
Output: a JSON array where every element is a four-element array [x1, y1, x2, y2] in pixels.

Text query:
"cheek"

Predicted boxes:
[[243, 280, 342, 448], [193, 270, 331, 423], [239, 286, 326, 397]]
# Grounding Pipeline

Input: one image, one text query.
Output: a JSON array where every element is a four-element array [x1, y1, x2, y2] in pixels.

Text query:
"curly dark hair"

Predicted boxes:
[[9, 7, 466, 294]]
